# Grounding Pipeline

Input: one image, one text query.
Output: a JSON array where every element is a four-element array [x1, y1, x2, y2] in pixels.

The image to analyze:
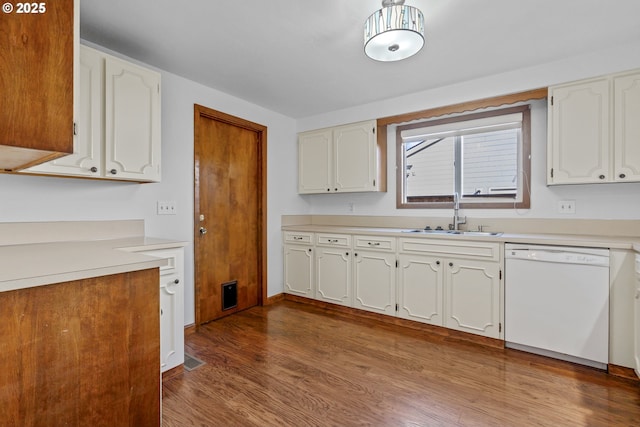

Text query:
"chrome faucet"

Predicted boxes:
[[451, 192, 466, 231]]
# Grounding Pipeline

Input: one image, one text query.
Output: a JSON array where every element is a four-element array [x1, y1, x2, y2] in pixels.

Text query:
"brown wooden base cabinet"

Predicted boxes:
[[0, 268, 160, 427]]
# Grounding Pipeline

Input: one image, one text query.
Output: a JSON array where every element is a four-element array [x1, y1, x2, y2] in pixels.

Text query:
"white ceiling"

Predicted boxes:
[[80, 0, 640, 119]]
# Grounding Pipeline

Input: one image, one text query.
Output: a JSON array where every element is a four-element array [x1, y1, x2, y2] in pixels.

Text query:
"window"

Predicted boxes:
[[396, 105, 531, 209]]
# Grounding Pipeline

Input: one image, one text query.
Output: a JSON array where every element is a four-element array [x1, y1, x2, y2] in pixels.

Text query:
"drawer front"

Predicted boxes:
[[316, 233, 351, 248], [399, 238, 500, 261], [138, 248, 182, 276], [283, 231, 314, 244], [354, 235, 396, 252]]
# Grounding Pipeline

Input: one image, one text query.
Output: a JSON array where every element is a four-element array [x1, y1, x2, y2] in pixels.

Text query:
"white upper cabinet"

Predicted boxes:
[[614, 72, 640, 182], [548, 69, 640, 185], [104, 55, 161, 181], [24, 45, 161, 182], [298, 120, 384, 194]]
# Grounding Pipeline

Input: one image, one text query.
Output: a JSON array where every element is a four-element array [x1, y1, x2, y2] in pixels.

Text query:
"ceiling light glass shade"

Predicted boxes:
[[364, 1, 425, 62]]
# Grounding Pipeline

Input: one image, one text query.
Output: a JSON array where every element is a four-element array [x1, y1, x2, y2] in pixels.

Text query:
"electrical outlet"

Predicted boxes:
[[157, 201, 177, 215], [557, 200, 575, 214]]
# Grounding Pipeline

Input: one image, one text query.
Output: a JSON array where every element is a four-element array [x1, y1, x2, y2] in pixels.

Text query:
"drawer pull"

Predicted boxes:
[[293, 236, 303, 240], [368, 242, 381, 246], [328, 239, 338, 243]]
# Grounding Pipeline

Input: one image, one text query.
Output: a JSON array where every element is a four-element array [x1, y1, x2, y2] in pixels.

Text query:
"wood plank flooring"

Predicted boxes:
[[162, 301, 640, 427]]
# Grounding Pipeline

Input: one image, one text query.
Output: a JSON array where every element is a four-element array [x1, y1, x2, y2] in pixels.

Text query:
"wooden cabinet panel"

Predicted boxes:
[[0, 0, 76, 170], [0, 269, 160, 426]]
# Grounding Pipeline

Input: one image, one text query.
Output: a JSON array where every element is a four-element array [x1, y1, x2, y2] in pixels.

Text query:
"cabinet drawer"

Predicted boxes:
[[138, 248, 181, 276], [354, 235, 396, 252], [316, 233, 351, 248], [283, 231, 314, 244], [399, 238, 500, 262]]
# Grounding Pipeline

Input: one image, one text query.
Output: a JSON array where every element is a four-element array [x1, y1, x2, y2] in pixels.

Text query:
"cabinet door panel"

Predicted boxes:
[[160, 273, 180, 370], [105, 56, 161, 181], [445, 259, 501, 338], [334, 121, 376, 192], [614, 72, 640, 182], [398, 254, 443, 326], [298, 129, 332, 193], [353, 251, 396, 315], [284, 244, 314, 298], [315, 248, 351, 306], [548, 79, 610, 184]]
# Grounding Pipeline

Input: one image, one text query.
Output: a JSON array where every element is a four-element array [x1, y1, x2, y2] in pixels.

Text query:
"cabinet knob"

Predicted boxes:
[[599, 175, 605, 180], [436, 261, 440, 265], [89, 166, 98, 173], [619, 173, 626, 179], [308, 248, 312, 252], [110, 169, 117, 175], [346, 252, 349, 256], [327, 188, 331, 192], [449, 262, 453, 267], [334, 188, 338, 191], [174, 279, 180, 284], [160, 308, 163, 316]]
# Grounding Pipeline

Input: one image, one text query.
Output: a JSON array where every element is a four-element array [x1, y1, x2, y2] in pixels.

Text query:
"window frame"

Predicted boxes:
[[395, 104, 531, 209]]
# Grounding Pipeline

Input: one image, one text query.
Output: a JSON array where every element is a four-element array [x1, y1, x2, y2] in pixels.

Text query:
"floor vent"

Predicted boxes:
[[184, 353, 205, 372], [222, 280, 238, 311]]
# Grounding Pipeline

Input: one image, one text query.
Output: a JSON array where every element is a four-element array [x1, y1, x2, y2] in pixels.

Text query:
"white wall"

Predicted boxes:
[[0, 42, 305, 326], [296, 39, 640, 221]]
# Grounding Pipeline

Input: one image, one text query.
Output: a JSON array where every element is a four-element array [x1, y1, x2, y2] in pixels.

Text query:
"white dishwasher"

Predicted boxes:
[[505, 243, 609, 369]]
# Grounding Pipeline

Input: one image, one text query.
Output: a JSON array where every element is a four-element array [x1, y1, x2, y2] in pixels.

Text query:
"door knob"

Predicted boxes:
[[199, 227, 208, 235]]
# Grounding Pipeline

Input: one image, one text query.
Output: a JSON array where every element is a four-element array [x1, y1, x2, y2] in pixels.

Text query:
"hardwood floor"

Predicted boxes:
[[162, 301, 640, 427]]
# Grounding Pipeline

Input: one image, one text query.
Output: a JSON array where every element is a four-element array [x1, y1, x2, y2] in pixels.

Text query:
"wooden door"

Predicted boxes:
[[194, 105, 267, 325]]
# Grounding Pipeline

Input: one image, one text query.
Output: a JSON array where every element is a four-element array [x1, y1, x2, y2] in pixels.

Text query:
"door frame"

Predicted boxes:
[[193, 104, 268, 327]]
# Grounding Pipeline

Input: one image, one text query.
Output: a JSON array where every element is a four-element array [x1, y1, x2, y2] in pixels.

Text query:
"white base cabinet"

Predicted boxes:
[[315, 233, 352, 307], [397, 254, 443, 326], [136, 246, 185, 373], [25, 45, 161, 182], [283, 232, 314, 298], [282, 230, 504, 341], [353, 235, 397, 316], [398, 238, 503, 339]]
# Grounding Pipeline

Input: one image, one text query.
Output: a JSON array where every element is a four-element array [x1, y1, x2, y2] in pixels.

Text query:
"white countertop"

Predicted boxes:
[[0, 237, 188, 293], [282, 224, 640, 250]]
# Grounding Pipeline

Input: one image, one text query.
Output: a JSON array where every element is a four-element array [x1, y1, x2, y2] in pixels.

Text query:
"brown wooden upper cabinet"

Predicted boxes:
[[0, 0, 77, 171]]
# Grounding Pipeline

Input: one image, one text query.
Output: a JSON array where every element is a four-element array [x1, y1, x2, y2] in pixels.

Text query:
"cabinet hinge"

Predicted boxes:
[[395, 303, 398, 312], [395, 260, 398, 268], [550, 96, 554, 106], [373, 179, 376, 187], [158, 84, 160, 94], [499, 323, 502, 333], [550, 168, 554, 178], [373, 127, 376, 134], [73, 122, 77, 136], [499, 270, 502, 280]]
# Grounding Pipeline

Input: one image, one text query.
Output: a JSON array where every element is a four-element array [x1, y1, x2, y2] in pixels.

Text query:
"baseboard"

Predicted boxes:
[[265, 293, 285, 305], [283, 294, 504, 350], [608, 364, 640, 381], [184, 324, 196, 336], [162, 364, 184, 382]]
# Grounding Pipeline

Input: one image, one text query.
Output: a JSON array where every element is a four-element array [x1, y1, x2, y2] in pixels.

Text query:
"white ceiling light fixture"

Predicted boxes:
[[364, 0, 425, 62]]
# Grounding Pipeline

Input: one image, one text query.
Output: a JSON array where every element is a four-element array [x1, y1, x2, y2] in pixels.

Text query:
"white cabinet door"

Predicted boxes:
[[315, 247, 352, 306], [614, 72, 640, 182], [353, 251, 396, 315], [24, 45, 103, 177], [397, 254, 443, 326], [444, 258, 501, 339], [297, 120, 379, 194], [160, 272, 182, 371], [105, 56, 161, 182], [137, 246, 185, 373], [283, 244, 314, 298], [548, 78, 610, 184], [298, 129, 332, 193], [635, 254, 640, 377], [333, 120, 377, 193]]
